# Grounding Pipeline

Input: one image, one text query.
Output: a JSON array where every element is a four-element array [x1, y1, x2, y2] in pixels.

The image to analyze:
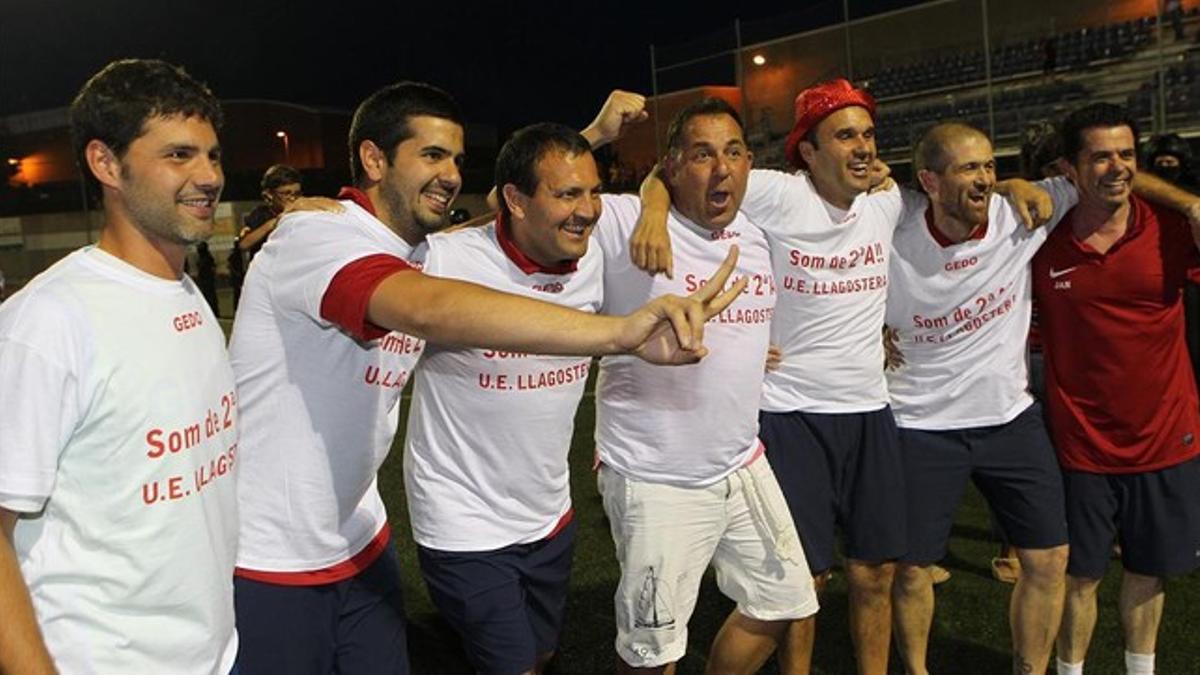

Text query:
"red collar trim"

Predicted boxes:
[[337, 186, 376, 217], [495, 210, 579, 275], [924, 205, 987, 248]]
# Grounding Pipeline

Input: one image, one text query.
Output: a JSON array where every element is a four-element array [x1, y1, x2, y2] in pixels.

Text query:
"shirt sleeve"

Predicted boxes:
[[1037, 176, 1080, 233], [267, 209, 410, 334], [0, 297, 84, 512], [740, 169, 813, 234], [319, 254, 413, 342], [595, 194, 641, 262], [866, 180, 905, 226]]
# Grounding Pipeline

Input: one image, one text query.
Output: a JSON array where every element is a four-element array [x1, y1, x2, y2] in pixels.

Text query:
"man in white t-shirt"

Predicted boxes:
[[635, 79, 904, 674], [885, 122, 1076, 675], [0, 59, 239, 674], [229, 83, 746, 674], [405, 122, 606, 674], [596, 97, 818, 674]]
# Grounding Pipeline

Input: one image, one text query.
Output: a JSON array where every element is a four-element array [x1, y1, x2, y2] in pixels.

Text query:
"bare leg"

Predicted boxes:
[[847, 559, 896, 675], [706, 611, 788, 675], [1010, 545, 1068, 673], [1118, 571, 1164, 655], [892, 562, 934, 675], [777, 571, 829, 675], [1056, 575, 1102, 664]]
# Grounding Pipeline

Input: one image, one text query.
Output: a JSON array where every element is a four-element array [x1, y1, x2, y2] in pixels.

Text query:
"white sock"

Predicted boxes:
[[1056, 657, 1084, 675], [1124, 651, 1154, 674]]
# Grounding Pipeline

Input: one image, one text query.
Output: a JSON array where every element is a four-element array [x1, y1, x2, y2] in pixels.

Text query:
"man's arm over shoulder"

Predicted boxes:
[[1034, 176, 1080, 231], [363, 248, 749, 365], [1131, 172, 1200, 251]]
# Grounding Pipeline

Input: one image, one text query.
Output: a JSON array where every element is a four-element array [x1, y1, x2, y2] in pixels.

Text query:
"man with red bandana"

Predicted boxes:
[[635, 79, 1052, 674], [228, 83, 746, 674], [637, 78, 905, 675]]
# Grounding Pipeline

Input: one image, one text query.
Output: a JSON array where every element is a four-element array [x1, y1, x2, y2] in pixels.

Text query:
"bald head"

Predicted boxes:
[[913, 122, 990, 175]]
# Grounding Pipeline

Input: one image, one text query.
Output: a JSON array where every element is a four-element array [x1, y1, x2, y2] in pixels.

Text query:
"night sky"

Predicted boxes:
[[2, 0, 909, 135]]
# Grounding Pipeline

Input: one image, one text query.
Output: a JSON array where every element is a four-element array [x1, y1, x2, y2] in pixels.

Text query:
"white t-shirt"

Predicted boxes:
[[595, 194, 776, 487], [740, 170, 903, 414], [885, 178, 1077, 429], [404, 221, 602, 551], [0, 247, 238, 674], [230, 201, 425, 573]]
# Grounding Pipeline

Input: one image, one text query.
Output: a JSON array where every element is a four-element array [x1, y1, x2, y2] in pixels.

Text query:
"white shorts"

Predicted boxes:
[[597, 455, 819, 668]]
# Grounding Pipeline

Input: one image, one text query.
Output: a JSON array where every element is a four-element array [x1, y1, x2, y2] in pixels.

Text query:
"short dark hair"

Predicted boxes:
[[664, 97, 745, 157], [1060, 103, 1140, 162], [495, 123, 592, 217], [261, 164, 302, 191], [912, 121, 989, 175], [348, 81, 463, 185], [70, 59, 222, 202]]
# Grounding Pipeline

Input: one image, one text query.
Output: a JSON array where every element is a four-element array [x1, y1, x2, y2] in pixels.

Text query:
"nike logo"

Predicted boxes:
[[1048, 266, 1078, 279]]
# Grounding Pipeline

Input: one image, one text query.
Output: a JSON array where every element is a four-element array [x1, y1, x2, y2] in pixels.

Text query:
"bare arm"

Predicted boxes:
[[630, 166, 673, 277], [0, 509, 56, 675], [236, 217, 279, 251], [994, 178, 1053, 230], [579, 90, 648, 149], [1132, 171, 1200, 239], [367, 247, 746, 364]]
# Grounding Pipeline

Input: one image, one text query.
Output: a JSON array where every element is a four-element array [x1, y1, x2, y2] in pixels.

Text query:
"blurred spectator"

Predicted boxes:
[[1165, 0, 1185, 41], [1019, 121, 1064, 182], [193, 242, 219, 316], [1042, 38, 1057, 74], [1146, 132, 1200, 398], [1144, 133, 1197, 190], [230, 165, 302, 312]]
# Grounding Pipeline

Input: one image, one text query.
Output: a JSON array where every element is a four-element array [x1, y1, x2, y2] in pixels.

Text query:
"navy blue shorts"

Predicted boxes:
[[234, 544, 409, 675], [898, 402, 1068, 564], [1063, 454, 1200, 579], [760, 406, 907, 574], [417, 519, 577, 675]]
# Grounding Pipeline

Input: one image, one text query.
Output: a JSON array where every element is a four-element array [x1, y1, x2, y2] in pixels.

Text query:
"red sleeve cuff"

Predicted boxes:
[[320, 254, 413, 341]]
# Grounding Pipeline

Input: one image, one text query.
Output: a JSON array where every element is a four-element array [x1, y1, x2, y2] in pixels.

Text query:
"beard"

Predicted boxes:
[[378, 178, 447, 237]]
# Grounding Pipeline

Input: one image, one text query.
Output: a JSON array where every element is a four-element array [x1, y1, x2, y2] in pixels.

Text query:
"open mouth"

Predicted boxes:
[[707, 190, 732, 210], [561, 220, 591, 238], [178, 196, 216, 217], [848, 161, 870, 179], [422, 190, 452, 214], [967, 191, 989, 207], [1099, 179, 1129, 194]]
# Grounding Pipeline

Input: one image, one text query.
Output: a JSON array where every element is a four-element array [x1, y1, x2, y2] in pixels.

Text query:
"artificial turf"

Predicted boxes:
[[378, 386, 1200, 674], [215, 309, 1199, 673]]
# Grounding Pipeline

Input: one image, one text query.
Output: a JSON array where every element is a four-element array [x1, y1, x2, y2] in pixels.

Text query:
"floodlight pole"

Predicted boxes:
[[651, 44, 662, 160], [843, 0, 855, 80], [735, 19, 746, 117], [981, 0, 996, 140], [1156, 2, 1167, 133]]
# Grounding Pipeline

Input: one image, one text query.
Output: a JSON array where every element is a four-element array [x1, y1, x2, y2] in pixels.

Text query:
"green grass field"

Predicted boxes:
[[216, 308, 1200, 674], [379, 390, 1200, 674]]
